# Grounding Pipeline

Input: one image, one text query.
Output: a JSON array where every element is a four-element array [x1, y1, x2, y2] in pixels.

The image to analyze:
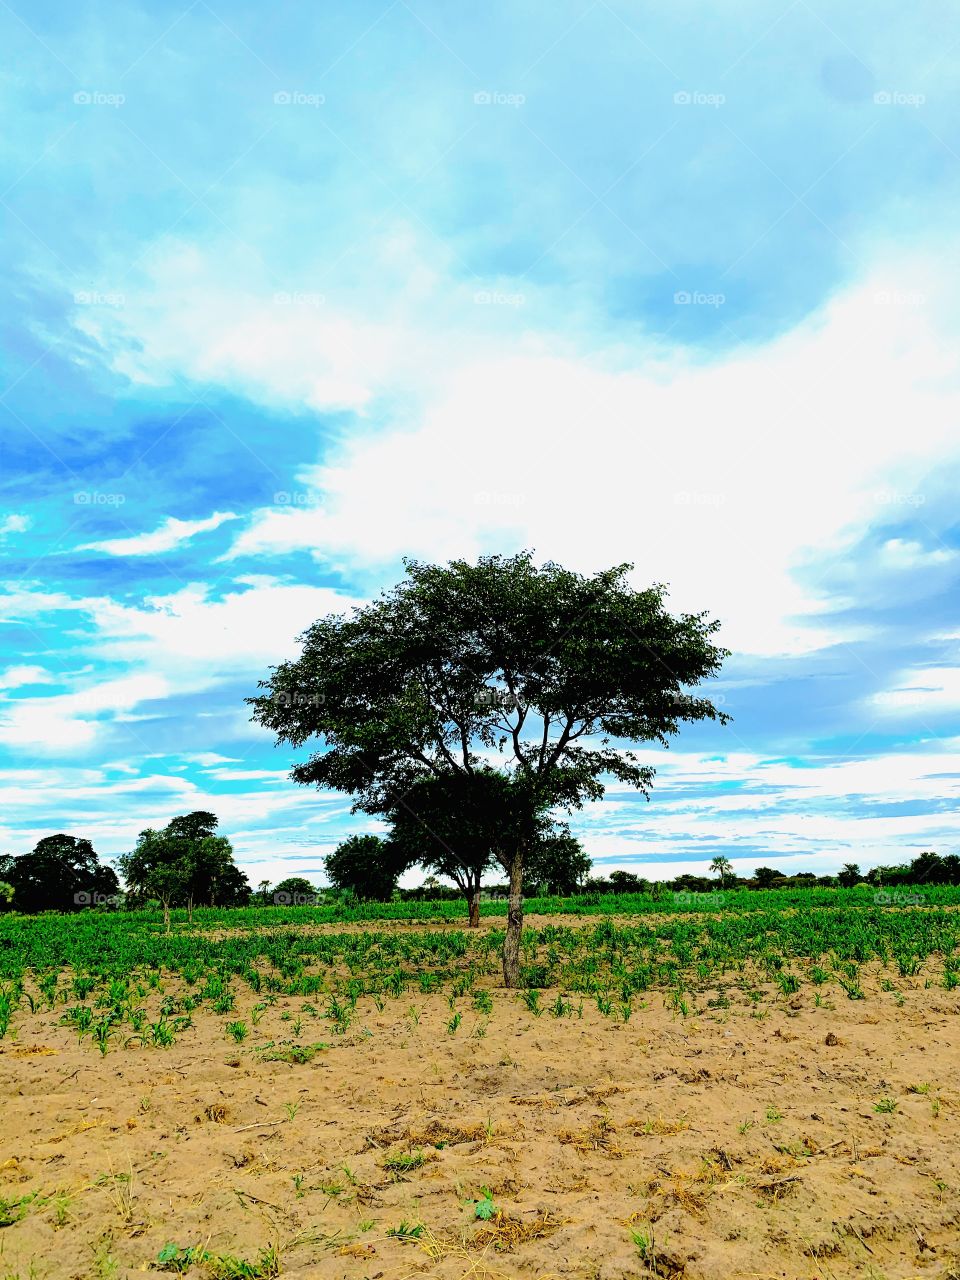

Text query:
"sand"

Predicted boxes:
[[1, 963, 958, 1279]]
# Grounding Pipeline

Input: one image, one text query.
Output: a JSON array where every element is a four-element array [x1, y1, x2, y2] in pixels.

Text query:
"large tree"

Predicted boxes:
[[0, 835, 119, 913], [249, 553, 728, 985]]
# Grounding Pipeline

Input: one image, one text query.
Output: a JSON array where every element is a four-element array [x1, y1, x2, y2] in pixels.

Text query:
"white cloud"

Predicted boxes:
[[76, 511, 237, 556], [869, 667, 960, 715], [0, 514, 29, 538], [0, 665, 52, 690], [0, 674, 170, 751]]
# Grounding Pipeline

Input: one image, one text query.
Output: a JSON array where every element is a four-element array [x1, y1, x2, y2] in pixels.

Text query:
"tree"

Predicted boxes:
[[1, 835, 119, 913], [753, 867, 780, 889], [709, 856, 733, 889], [118, 814, 248, 930], [118, 828, 190, 934], [387, 769, 512, 926], [837, 863, 862, 888], [272, 876, 317, 904], [249, 552, 728, 985], [0, 880, 14, 908], [609, 869, 643, 893], [524, 826, 591, 895], [324, 835, 408, 901]]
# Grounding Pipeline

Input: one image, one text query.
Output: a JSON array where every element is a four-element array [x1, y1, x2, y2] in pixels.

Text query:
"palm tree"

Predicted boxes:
[[709, 856, 733, 889]]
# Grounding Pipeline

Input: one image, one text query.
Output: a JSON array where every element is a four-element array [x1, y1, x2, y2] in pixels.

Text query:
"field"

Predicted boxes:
[[2, 890, 960, 1280]]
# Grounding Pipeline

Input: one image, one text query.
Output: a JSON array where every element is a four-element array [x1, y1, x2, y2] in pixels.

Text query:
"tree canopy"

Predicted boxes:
[[324, 834, 408, 901], [250, 552, 729, 982], [0, 834, 119, 913]]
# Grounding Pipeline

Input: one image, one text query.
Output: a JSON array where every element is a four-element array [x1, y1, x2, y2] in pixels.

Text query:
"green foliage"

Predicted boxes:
[[324, 835, 407, 902]]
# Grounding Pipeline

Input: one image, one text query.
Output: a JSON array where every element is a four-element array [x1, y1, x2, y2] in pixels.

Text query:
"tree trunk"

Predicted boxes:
[[502, 854, 524, 987], [187, 895, 194, 925], [468, 886, 480, 928], [162, 899, 171, 935]]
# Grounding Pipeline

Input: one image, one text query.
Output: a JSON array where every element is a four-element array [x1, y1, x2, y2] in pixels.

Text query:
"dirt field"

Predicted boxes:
[[1, 964, 959, 1280]]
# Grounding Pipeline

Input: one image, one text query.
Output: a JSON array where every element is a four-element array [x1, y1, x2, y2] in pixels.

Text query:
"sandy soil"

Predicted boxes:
[[1, 972, 958, 1280]]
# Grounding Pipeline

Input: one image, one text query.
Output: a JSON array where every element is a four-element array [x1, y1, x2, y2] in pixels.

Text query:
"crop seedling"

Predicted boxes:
[[227, 1020, 248, 1043]]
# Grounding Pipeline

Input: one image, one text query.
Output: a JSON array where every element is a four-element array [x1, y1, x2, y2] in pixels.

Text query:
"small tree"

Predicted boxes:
[[523, 825, 591, 896], [324, 835, 408, 901], [753, 866, 779, 889], [0, 880, 13, 908], [249, 553, 728, 985], [837, 862, 862, 888], [272, 876, 317, 904], [709, 855, 733, 889], [118, 829, 189, 934]]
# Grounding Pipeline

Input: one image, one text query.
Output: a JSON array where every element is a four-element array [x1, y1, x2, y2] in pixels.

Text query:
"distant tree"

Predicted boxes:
[[256, 879, 272, 903], [387, 770, 505, 925], [1, 835, 119, 913], [324, 835, 408, 901], [0, 880, 14, 908], [118, 829, 188, 934], [272, 876, 317, 904], [248, 552, 729, 987], [118, 814, 247, 929], [837, 863, 862, 888], [524, 826, 591, 896], [752, 867, 779, 889], [709, 856, 733, 889], [609, 869, 643, 893]]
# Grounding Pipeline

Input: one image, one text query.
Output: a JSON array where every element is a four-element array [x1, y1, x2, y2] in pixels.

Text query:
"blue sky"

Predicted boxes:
[[3, 0, 960, 886]]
